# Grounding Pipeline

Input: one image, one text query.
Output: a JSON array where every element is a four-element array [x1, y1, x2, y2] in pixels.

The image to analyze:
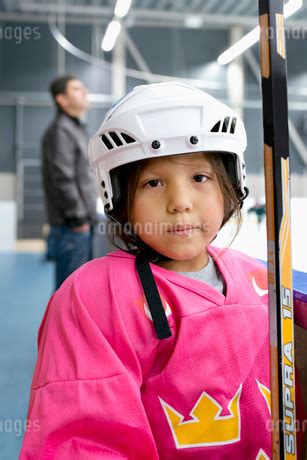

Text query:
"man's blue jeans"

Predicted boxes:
[[47, 225, 93, 290]]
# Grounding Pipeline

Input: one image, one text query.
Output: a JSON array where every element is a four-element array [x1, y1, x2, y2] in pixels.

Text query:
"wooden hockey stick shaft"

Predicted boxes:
[[258, 0, 297, 459]]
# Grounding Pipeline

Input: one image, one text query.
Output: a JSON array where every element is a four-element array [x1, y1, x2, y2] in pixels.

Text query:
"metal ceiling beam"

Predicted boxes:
[[215, 0, 240, 15], [230, 0, 256, 16], [155, 0, 171, 9], [1, 6, 307, 28], [0, 7, 259, 27], [19, 2, 113, 16], [200, 0, 221, 13], [134, 0, 155, 8], [20, 1, 259, 23], [2, 90, 307, 111], [187, 0, 207, 10], [0, 12, 109, 24]]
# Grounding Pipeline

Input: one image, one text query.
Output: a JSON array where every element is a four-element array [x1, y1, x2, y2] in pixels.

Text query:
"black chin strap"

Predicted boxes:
[[136, 250, 172, 340], [239, 186, 249, 209]]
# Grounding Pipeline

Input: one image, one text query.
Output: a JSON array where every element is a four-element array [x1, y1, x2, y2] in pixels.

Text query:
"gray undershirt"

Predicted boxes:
[[178, 256, 226, 294]]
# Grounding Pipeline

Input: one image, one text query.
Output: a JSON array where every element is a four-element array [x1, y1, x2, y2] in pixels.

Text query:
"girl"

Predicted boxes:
[[20, 83, 305, 459]]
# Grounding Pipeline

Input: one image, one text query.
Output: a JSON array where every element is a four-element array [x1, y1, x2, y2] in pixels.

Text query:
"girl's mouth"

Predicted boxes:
[[167, 225, 200, 236]]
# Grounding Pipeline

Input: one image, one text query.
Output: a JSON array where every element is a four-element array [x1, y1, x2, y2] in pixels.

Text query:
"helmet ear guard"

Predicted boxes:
[[219, 153, 249, 205], [109, 167, 124, 211]]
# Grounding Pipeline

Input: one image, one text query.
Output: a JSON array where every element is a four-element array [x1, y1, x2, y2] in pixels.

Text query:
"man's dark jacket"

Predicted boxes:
[[42, 110, 97, 228]]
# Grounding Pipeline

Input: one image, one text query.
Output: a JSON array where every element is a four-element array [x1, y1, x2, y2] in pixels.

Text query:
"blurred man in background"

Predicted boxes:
[[42, 75, 97, 290]]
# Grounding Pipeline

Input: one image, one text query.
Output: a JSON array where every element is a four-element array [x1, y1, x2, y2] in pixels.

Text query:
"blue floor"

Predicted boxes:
[[0, 253, 53, 460]]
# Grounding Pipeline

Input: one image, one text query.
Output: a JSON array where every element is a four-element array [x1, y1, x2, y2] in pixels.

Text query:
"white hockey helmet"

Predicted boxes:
[[89, 82, 248, 212]]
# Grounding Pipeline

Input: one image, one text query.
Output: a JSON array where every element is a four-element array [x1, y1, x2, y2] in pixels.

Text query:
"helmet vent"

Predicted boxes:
[[100, 134, 114, 150], [100, 131, 136, 150], [230, 117, 237, 134], [210, 117, 237, 134], [211, 121, 221, 132], [121, 132, 136, 144], [109, 131, 123, 147], [222, 117, 230, 132]]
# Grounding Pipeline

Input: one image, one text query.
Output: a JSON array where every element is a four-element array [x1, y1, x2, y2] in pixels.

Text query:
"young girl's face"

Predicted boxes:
[[131, 153, 225, 271]]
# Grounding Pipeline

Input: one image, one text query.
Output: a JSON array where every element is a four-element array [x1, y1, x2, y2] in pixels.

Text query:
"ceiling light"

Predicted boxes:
[[101, 20, 122, 52], [218, 27, 260, 65], [184, 15, 203, 28], [114, 0, 132, 18], [217, 0, 302, 65], [284, 0, 302, 18]]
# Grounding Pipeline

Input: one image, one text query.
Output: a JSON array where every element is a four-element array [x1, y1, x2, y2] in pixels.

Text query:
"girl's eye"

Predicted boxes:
[[145, 179, 161, 188], [193, 174, 208, 183]]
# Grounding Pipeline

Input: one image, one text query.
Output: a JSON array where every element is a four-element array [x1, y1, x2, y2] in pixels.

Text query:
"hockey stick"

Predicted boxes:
[[258, 0, 297, 459]]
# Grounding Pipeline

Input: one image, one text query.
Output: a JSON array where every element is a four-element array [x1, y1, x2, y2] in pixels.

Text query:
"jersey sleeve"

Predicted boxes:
[[19, 265, 159, 460]]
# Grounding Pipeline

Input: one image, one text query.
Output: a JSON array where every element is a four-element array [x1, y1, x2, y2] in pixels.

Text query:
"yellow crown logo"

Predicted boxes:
[[256, 380, 271, 415], [159, 384, 242, 448], [256, 448, 270, 460]]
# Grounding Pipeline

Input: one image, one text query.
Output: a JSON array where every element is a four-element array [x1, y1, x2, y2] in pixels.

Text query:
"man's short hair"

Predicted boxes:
[[49, 75, 77, 106]]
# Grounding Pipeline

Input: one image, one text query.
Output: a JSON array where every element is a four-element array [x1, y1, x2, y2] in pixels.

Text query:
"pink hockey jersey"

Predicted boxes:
[[19, 246, 306, 459]]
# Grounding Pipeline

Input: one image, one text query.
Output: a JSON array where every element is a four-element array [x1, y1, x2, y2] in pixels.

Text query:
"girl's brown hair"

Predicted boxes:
[[107, 152, 243, 254]]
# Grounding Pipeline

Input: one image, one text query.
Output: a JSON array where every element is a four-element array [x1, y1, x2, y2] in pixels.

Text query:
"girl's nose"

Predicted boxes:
[[167, 185, 193, 213]]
